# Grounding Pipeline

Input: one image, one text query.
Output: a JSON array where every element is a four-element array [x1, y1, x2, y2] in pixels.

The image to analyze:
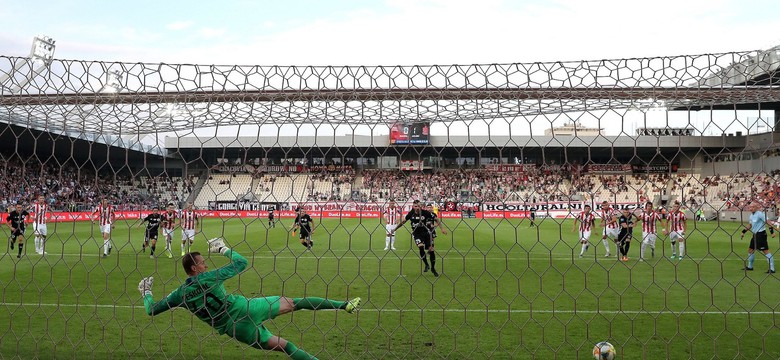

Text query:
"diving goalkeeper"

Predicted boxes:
[[138, 238, 361, 359]]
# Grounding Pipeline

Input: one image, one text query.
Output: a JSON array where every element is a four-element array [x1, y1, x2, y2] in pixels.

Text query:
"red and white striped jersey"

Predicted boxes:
[[578, 212, 596, 231], [33, 202, 47, 224], [163, 210, 178, 230], [669, 211, 686, 232], [384, 206, 403, 225], [95, 205, 114, 226], [180, 209, 198, 230], [640, 211, 663, 233], [601, 208, 618, 228]]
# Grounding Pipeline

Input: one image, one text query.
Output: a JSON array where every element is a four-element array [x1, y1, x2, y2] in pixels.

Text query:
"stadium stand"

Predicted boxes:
[[0, 156, 193, 211]]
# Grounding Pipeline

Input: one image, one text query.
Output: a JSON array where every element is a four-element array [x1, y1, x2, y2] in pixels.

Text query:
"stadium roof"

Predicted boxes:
[[166, 133, 752, 150], [1, 50, 780, 135]]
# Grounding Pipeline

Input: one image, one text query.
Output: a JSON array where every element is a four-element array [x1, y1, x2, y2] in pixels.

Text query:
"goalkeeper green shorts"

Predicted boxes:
[[230, 296, 282, 346]]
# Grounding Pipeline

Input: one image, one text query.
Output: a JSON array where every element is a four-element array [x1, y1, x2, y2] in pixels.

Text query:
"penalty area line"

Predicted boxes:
[[0, 302, 775, 315]]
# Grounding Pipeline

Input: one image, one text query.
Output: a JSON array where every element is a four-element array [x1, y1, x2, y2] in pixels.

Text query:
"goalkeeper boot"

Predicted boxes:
[[431, 268, 439, 277], [345, 297, 362, 314], [423, 264, 430, 273]]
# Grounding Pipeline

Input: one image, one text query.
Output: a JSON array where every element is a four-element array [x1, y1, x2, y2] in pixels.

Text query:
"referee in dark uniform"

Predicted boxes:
[[741, 202, 775, 273]]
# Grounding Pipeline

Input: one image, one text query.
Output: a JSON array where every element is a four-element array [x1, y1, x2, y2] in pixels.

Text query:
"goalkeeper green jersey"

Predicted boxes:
[[143, 250, 255, 335]]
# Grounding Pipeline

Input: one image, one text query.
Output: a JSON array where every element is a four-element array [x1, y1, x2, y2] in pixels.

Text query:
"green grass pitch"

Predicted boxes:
[[0, 217, 778, 359]]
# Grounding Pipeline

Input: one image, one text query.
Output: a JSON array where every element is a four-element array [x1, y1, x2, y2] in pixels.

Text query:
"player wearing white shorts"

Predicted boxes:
[[573, 205, 596, 257], [666, 201, 687, 259], [92, 198, 116, 258], [32, 195, 49, 255], [382, 200, 403, 251], [599, 201, 620, 257], [180, 202, 199, 256], [639, 201, 666, 261], [160, 203, 177, 258]]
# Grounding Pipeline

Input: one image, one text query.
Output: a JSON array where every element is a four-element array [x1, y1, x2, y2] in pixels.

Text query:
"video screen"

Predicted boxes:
[[390, 122, 429, 145]]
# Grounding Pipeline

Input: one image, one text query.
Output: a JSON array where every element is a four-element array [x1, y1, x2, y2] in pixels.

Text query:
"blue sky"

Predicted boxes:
[[1, 0, 779, 65]]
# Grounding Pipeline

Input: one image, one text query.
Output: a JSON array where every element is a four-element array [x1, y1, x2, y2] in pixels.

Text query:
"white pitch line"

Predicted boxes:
[[0, 302, 775, 315], [15, 252, 748, 262]]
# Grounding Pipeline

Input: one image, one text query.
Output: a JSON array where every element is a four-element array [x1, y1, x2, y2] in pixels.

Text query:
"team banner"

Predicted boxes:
[[308, 165, 354, 173], [211, 164, 357, 174], [586, 164, 633, 173], [593, 202, 643, 211], [483, 164, 537, 173], [208, 201, 279, 211], [481, 201, 587, 218], [210, 164, 257, 173], [399, 160, 424, 171], [631, 164, 679, 173], [287, 201, 391, 212], [442, 201, 481, 212]]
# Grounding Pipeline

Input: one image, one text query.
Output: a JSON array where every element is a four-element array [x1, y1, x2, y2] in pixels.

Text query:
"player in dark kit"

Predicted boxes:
[[426, 204, 447, 240], [529, 207, 537, 227], [290, 208, 314, 249], [7, 203, 30, 258], [617, 208, 637, 261], [394, 200, 439, 276], [139, 207, 163, 258], [268, 209, 276, 228]]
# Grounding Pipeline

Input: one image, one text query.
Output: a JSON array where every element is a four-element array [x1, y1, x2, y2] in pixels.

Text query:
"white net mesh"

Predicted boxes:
[[1, 48, 779, 359]]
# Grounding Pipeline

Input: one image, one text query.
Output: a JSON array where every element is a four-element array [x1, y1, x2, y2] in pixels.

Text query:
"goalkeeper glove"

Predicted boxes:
[[138, 277, 154, 297], [208, 237, 229, 255]]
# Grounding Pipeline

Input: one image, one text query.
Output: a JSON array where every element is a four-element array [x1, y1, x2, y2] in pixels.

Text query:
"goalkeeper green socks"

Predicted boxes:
[[293, 297, 347, 310], [283, 341, 318, 360]]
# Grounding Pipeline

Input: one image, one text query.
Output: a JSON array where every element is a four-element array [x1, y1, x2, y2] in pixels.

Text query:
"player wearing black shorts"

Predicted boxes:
[[7, 203, 30, 258], [740, 202, 775, 273], [529, 208, 537, 227], [395, 200, 439, 276], [290, 208, 314, 249], [426, 204, 447, 240], [268, 209, 276, 228], [617, 209, 637, 261], [139, 207, 163, 258]]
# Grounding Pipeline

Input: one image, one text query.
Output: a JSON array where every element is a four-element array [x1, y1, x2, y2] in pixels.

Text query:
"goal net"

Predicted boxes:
[[1, 48, 780, 359]]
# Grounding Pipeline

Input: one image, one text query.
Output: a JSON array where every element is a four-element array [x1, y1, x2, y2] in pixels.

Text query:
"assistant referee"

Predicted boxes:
[[741, 202, 776, 274]]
